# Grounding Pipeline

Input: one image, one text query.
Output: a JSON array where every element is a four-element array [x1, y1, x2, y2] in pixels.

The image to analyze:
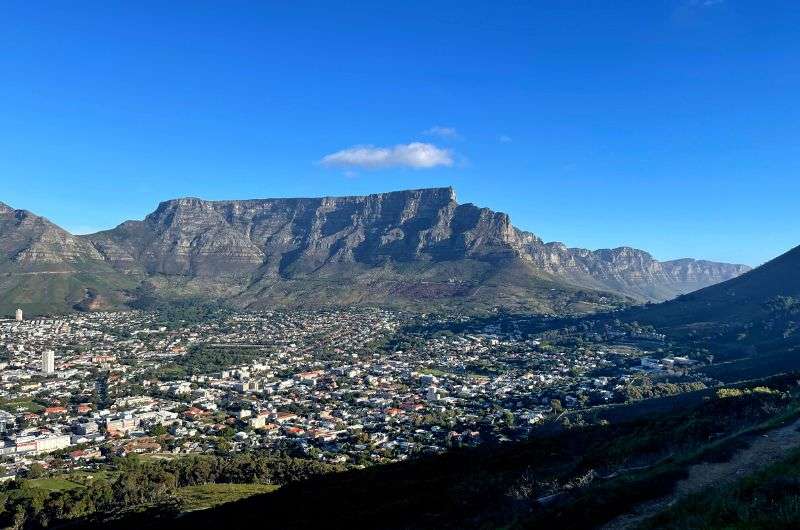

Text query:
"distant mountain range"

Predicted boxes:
[[0, 188, 750, 315]]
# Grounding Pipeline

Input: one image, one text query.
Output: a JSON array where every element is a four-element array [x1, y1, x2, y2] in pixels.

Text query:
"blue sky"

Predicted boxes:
[[1, 1, 798, 266]]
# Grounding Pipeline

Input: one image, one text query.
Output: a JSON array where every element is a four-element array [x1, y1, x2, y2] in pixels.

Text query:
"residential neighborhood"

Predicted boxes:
[[0, 307, 709, 479]]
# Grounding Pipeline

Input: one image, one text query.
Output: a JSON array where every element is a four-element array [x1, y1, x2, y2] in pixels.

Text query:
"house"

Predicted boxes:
[[274, 411, 298, 423], [183, 407, 208, 421], [68, 448, 102, 461], [120, 439, 161, 455], [249, 413, 269, 429], [284, 426, 305, 437], [235, 409, 252, 419]]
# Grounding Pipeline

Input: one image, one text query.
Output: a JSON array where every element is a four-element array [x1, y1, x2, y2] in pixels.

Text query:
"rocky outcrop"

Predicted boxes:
[[85, 188, 747, 302], [0, 202, 135, 315]]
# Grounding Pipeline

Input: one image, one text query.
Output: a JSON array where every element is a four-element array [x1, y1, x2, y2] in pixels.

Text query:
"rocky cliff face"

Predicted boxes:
[[86, 188, 519, 278], [514, 232, 751, 301], [0, 188, 751, 315], [85, 188, 748, 302], [0, 202, 135, 314]]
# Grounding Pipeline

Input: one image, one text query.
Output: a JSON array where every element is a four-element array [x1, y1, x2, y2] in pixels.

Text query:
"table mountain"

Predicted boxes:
[[0, 188, 749, 315]]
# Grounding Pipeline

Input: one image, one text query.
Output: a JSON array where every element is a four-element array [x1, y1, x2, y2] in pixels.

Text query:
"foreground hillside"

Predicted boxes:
[[40, 374, 799, 530], [0, 189, 748, 315], [634, 244, 800, 327]]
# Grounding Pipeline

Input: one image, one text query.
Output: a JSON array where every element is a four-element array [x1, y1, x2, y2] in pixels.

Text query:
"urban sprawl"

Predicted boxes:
[[0, 307, 707, 479]]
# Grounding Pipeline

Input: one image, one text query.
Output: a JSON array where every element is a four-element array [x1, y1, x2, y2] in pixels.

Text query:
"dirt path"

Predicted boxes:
[[598, 417, 800, 530]]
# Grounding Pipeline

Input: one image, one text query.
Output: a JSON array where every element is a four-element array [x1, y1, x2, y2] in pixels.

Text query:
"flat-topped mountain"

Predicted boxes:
[[0, 188, 750, 314], [85, 187, 518, 276]]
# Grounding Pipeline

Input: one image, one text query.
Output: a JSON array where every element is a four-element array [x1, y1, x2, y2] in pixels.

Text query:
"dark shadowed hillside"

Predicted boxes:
[[64, 375, 800, 530], [633, 245, 800, 324], [622, 244, 800, 377]]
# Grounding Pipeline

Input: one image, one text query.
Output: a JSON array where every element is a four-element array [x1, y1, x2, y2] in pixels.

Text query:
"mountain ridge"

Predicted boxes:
[[1, 187, 750, 314]]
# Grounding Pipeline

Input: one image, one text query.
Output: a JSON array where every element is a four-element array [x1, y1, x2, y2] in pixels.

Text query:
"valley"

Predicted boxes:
[[0, 189, 797, 529]]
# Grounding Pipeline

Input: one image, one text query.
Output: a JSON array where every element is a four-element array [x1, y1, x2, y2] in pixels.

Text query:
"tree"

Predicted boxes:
[[150, 424, 168, 437], [26, 463, 45, 479]]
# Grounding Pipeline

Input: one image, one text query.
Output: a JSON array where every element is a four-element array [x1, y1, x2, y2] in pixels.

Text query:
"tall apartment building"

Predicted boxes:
[[42, 350, 55, 375]]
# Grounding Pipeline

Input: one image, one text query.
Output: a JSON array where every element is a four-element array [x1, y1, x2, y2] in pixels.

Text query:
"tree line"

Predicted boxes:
[[0, 451, 344, 529]]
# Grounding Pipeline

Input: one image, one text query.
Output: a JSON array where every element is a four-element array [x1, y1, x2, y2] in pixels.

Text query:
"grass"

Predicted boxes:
[[176, 483, 279, 511], [25, 477, 86, 492], [0, 398, 44, 413], [640, 447, 800, 529], [0, 268, 138, 316], [517, 389, 800, 529], [21, 470, 274, 513], [417, 367, 451, 377]]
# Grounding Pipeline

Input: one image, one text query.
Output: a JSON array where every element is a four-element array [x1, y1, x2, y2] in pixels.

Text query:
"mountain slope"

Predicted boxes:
[[0, 202, 137, 314], [0, 202, 104, 269], [84, 188, 616, 312], [626, 244, 800, 368], [85, 188, 518, 277], [634, 244, 800, 326]]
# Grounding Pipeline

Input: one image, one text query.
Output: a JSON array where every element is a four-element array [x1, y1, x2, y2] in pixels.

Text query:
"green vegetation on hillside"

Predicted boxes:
[[71, 373, 800, 530], [0, 452, 341, 529], [176, 483, 279, 512], [641, 446, 800, 529], [0, 269, 137, 316]]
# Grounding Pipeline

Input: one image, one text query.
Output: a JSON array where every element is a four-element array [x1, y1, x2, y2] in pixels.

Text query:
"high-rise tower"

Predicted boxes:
[[42, 350, 55, 375]]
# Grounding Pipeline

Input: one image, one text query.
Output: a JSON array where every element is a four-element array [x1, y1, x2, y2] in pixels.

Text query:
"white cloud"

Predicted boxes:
[[422, 126, 461, 139], [320, 142, 454, 170], [498, 134, 512, 143]]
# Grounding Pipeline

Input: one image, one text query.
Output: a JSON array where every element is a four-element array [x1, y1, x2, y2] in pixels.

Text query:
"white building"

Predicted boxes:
[[42, 350, 55, 375], [14, 434, 72, 454], [15, 309, 22, 322]]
